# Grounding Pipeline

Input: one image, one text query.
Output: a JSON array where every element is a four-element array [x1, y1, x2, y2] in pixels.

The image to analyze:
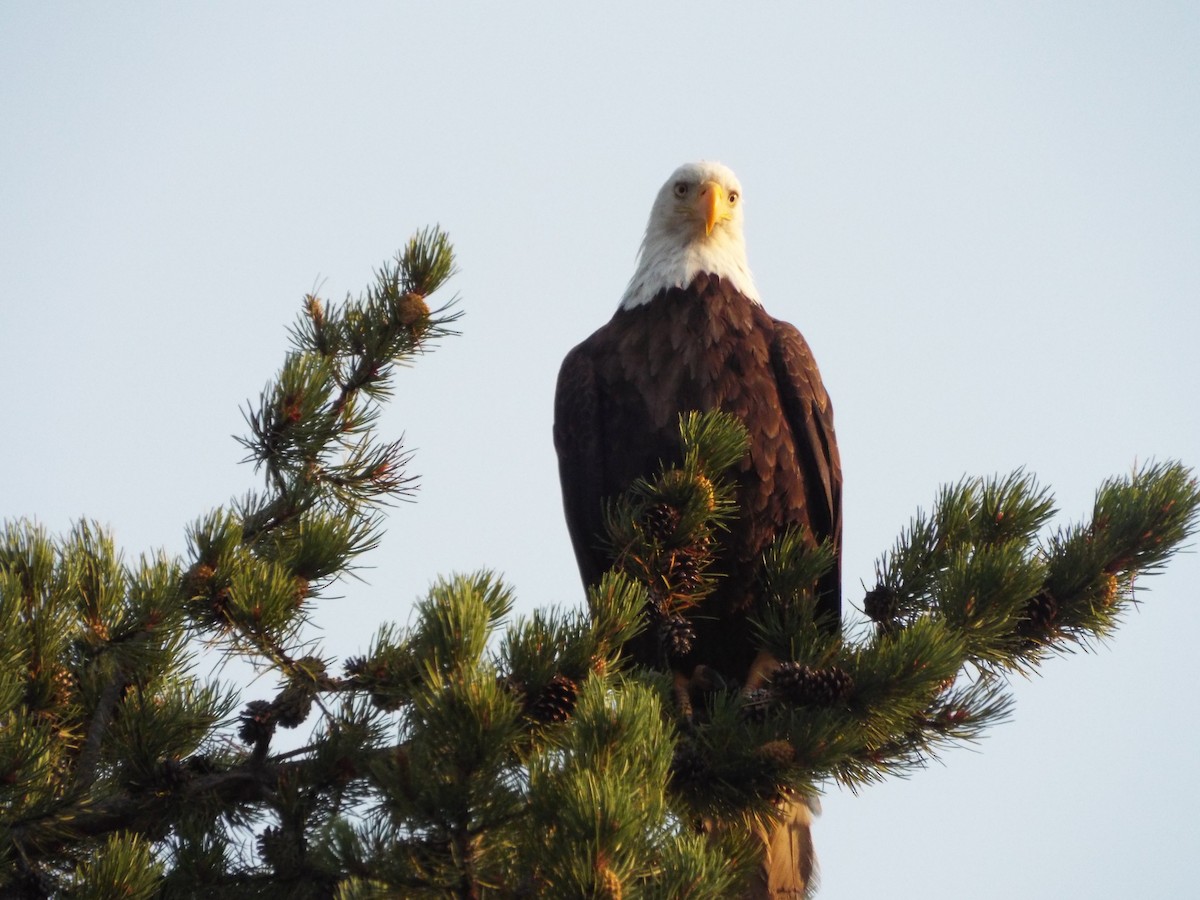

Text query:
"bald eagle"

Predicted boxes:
[[553, 161, 841, 896], [554, 161, 841, 674]]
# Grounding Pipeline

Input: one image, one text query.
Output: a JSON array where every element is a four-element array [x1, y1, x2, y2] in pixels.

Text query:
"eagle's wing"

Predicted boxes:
[[769, 319, 842, 618], [553, 342, 610, 589]]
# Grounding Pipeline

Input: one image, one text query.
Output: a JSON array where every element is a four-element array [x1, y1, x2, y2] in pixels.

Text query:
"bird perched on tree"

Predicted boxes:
[[553, 161, 842, 897]]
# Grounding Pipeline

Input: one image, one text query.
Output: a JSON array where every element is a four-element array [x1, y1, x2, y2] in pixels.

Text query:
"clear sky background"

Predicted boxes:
[[3, 3, 1198, 897]]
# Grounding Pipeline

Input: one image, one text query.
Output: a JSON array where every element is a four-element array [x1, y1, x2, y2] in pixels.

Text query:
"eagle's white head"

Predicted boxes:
[[618, 161, 761, 310]]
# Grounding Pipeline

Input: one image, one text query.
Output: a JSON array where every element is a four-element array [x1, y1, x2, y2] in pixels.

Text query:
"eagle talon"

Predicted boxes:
[[672, 671, 694, 721], [743, 650, 783, 696], [671, 664, 737, 725]]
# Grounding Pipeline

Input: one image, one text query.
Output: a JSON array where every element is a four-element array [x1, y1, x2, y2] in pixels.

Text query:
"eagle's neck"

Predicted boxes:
[[618, 230, 761, 310]]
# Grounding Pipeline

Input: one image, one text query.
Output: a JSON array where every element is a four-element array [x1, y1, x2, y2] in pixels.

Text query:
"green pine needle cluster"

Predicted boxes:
[[2, 227, 1197, 897]]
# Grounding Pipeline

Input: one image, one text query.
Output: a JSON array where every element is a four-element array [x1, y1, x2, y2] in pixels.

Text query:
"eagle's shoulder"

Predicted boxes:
[[553, 337, 599, 448], [767, 316, 832, 412]]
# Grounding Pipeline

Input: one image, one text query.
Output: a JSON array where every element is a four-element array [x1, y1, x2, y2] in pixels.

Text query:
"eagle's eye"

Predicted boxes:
[[673, 182, 689, 198], [728, 191, 739, 205]]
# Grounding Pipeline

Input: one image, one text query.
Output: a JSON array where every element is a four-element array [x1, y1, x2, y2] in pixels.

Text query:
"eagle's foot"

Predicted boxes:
[[672, 665, 729, 725], [743, 650, 783, 695], [672, 671, 694, 721]]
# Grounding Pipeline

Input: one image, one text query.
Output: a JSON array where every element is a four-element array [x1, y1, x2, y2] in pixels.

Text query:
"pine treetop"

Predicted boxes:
[[1, 231, 1196, 898]]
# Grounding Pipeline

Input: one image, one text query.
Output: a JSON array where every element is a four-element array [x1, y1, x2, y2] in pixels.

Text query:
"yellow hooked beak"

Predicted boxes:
[[697, 180, 733, 236]]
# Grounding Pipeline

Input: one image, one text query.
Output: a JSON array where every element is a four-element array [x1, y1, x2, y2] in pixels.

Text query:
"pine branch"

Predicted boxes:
[[184, 233, 461, 681], [237, 228, 459, 525], [72, 660, 128, 793], [11, 754, 315, 864], [842, 459, 1200, 778], [3, 235, 467, 895]]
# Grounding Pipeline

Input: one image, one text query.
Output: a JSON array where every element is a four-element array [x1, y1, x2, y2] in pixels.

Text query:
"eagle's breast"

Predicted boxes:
[[589, 275, 812, 580]]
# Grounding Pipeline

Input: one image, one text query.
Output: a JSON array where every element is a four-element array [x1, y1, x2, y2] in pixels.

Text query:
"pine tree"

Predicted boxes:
[[1, 229, 1197, 897]]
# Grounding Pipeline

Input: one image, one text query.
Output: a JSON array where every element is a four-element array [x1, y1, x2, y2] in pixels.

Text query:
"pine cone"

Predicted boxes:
[[668, 551, 704, 594], [257, 825, 303, 872], [658, 614, 695, 662], [272, 683, 314, 729], [238, 700, 276, 745], [772, 662, 854, 706], [864, 583, 900, 626], [396, 291, 430, 328], [87, 617, 110, 641], [640, 502, 682, 542], [528, 674, 579, 723], [1019, 590, 1059, 637], [756, 739, 797, 767]]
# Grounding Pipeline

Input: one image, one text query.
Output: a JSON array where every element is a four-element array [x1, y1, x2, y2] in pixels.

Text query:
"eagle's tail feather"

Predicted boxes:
[[746, 794, 817, 899]]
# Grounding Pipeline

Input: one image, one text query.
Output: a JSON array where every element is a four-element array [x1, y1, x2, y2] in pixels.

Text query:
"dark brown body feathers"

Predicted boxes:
[[554, 273, 841, 683]]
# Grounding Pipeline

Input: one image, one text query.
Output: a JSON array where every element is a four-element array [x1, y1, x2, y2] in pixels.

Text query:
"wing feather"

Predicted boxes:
[[769, 319, 843, 617], [553, 342, 609, 589]]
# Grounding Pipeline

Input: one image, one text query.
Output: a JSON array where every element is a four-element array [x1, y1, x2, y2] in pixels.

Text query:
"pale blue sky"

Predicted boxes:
[[3, 4, 1198, 897]]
